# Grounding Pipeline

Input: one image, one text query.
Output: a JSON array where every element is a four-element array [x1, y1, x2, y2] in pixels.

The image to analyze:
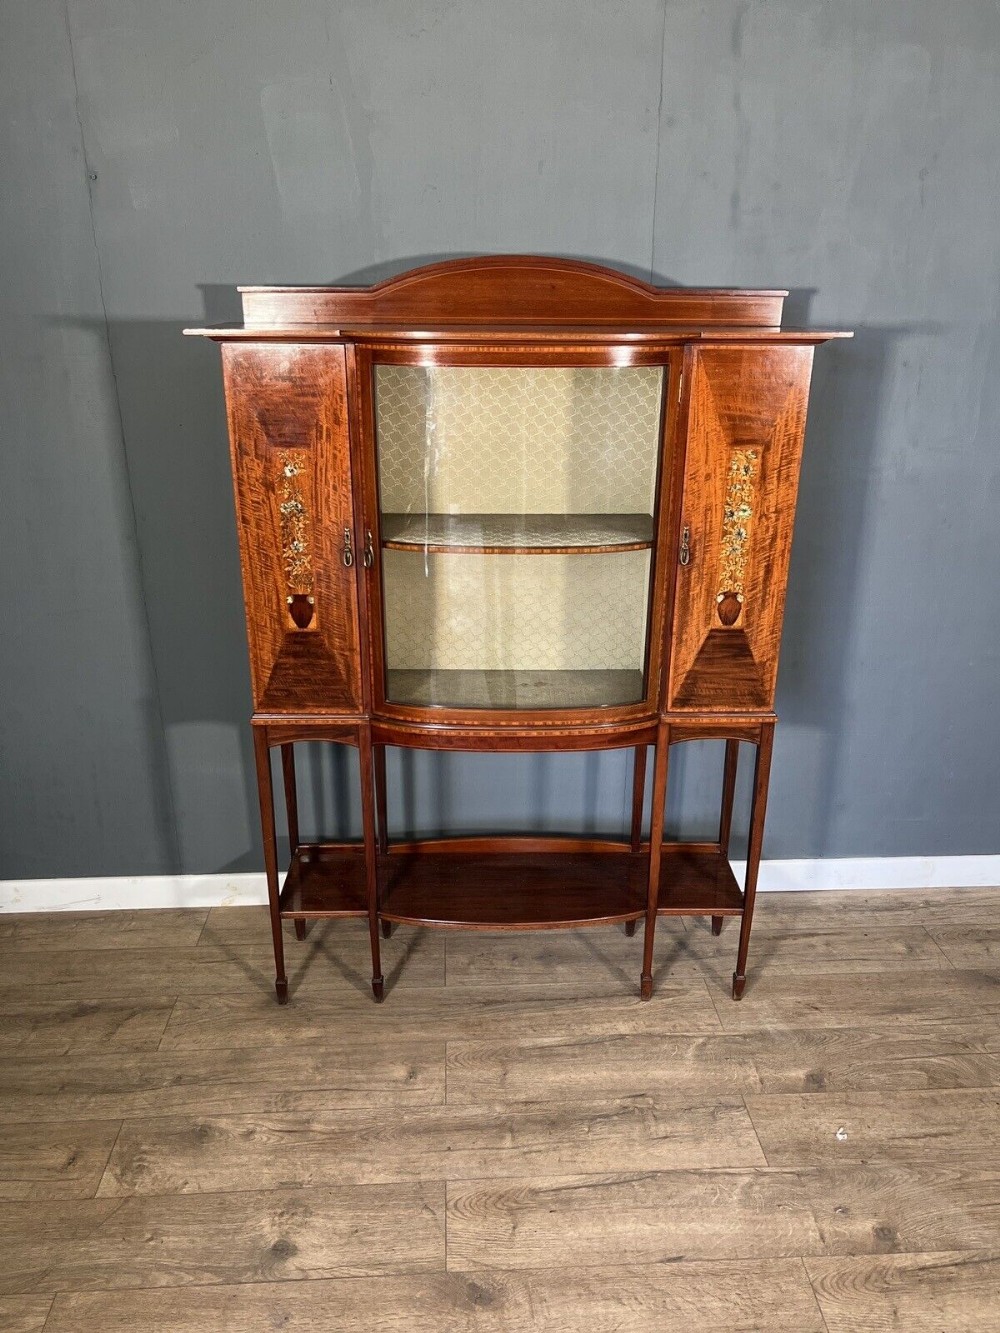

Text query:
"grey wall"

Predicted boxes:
[[2, 0, 998, 879]]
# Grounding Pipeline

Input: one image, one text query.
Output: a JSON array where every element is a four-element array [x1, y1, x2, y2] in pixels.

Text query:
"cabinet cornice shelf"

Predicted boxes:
[[187, 254, 849, 1006], [380, 512, 655, 554]]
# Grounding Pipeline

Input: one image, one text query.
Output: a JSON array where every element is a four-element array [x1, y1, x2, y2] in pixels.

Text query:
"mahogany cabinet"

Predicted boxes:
[[187, 257, 848, 1003]]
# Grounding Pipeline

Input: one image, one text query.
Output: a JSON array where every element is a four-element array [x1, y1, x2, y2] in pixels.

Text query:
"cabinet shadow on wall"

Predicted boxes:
[[767, 307, 943, 857], [64, 270, 924, 872]]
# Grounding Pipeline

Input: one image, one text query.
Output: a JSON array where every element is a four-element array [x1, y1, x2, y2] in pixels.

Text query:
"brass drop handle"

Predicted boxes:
[[363, 530, 375, 569], [679, 525, 691, 567], [342, 527, 354, 567]]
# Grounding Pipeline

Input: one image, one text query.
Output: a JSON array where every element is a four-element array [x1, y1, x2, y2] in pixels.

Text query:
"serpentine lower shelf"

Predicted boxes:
[[276, 841, 745, 926], [381, 512, 654, 554]]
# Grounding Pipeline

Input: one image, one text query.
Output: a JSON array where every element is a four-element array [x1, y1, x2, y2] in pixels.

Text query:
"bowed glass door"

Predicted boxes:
[[371, 359, 666, 711]]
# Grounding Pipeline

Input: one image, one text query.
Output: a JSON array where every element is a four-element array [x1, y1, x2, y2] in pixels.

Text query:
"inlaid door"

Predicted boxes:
[[222, 343, 362, 713], [667, 344, 814, 713]]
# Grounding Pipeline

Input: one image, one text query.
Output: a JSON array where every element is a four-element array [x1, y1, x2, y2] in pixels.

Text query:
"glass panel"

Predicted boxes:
[[374, 364, 665, 710]]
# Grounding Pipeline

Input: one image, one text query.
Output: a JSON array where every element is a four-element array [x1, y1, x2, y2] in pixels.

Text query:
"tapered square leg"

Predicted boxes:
[[359, 726, 384, 1002], [280, 743, 300, 848], [718, 739, 739, 855], [630, 746, 647, 852], [253, 727, 288, 1005], [714, 742, 737, 941], [280, 745, 307, 945], [732, 722, 775, 1001], [641, 721, 670, 1000], [374, 744, 389, 855], [624, 918, 637, 937]]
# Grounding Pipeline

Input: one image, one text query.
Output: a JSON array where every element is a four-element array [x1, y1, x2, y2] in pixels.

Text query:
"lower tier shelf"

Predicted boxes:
[[381, 849, 646, 929], [278, 841, 744, 925], [279, 845, 368, 918], [655, 847, 744, 916]]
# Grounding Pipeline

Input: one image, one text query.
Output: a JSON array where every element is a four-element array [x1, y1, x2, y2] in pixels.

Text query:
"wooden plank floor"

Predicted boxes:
[[1, 889, 998, 1331]]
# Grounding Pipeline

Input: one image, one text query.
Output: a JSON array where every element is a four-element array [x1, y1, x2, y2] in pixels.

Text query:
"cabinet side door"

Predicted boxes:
[[222, 342, 362, 713], [667, 344, 814, 713]]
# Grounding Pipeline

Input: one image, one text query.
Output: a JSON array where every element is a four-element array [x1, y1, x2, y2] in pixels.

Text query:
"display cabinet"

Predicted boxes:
[[187, 256, 848, 1004]]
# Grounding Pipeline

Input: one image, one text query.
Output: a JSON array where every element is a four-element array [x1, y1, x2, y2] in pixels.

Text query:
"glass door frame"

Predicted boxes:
[[353, 340, 685, 730]]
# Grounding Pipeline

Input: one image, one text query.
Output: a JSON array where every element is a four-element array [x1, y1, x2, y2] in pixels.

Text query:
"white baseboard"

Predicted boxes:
[[0, 856, 997, 913], [0, 874, 269, 913], [730, 856, 1000, 893]]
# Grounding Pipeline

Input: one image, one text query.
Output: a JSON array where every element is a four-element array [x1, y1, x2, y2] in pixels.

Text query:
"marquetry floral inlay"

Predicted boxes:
[[277, 451, 312, 594], [717, 448, 758, 619]]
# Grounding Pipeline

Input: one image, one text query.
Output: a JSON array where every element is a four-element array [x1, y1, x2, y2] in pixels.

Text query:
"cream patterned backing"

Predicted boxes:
[[375, 366, 664, 515], [382, 550, 651, 672], [375, 366, 661, 677]]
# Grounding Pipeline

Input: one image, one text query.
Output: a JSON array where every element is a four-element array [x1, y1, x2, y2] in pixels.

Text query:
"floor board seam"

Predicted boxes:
[[154, 998, 180, 1052], [920, 922, 962, 970], [683, 976, 727, 1030], [798, 1255, 833, 1333], [69, 1173, 580, 1203], [194, 910, 212, 947], [24, 1263, 449, 1309], [32, 1293, 57, 1333], [704, 976, 729, 1031], [444, 1178, 450, 1272], [69, 1160, 970, 1205], [742, 1093, 772, 1168], [90, 1118, 127, 1199]]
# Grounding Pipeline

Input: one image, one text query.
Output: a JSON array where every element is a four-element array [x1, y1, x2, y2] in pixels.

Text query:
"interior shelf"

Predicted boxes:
[[278, 842, 745, 923], [381, 512, 654, 554], [657, 847, 745, 915], [278, 844, 367, 918], [386, 668, 645, 710]]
